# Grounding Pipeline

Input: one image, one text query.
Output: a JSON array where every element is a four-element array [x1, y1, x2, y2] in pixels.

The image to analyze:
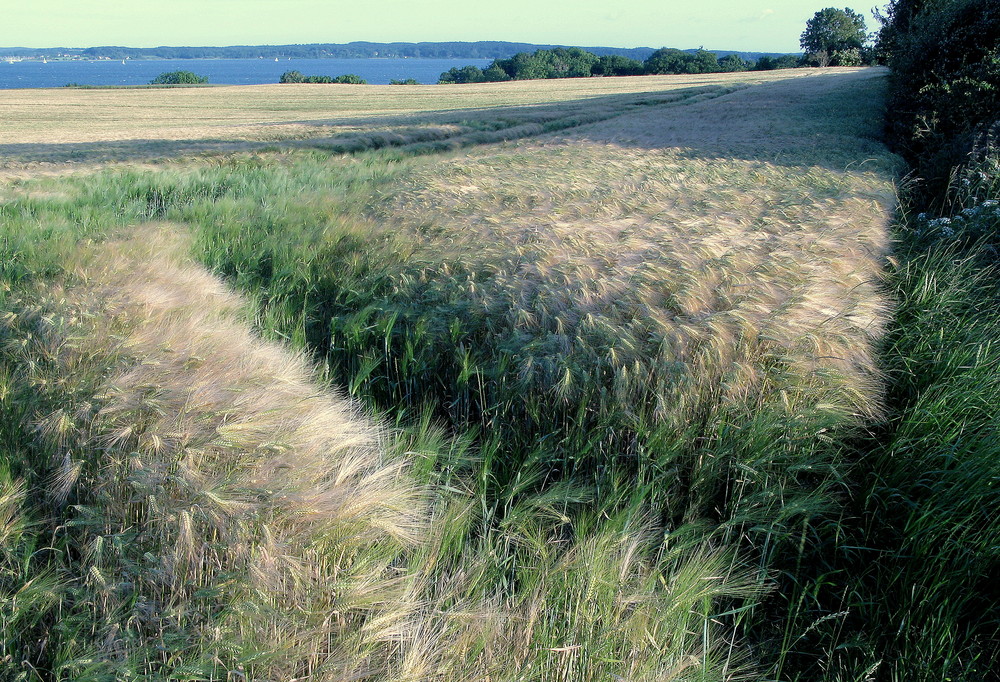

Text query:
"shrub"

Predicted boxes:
[[879, 0, 1000, 206], [482, 64, 511, 81], [438, 65, 486, 84], [279, 70, 307, 83], [332, 73, 366, 84], [149, 70, 208, 85], [644, 48, 690, 74], [591, 54, 645, 76], [718, 54, 752, 72], [644, 48, 721, 74], [280, 71, 366, 84], [754, 54, 803, 70]]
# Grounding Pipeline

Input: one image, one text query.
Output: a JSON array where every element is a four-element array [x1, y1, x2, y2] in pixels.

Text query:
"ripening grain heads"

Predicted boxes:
[[379, 139, 894, 428], [12, 226, 426, 678]]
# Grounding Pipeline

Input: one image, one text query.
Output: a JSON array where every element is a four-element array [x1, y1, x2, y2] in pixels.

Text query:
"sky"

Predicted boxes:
[[4, 1, 882, 53]]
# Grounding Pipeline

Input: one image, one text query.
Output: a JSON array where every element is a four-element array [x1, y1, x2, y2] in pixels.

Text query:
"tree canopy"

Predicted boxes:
[[591, 54, 645, 76], [877, 0, 1000, 200], [279, 71, 367, 84], [800, 8, 868, 65], [492, 48, 600, 80], [644, 48, 725, 74], [754, 54, 803, 70], [438, 65, 488, 84], [149, 70, 208, 85], [439, 46, 794, 83]]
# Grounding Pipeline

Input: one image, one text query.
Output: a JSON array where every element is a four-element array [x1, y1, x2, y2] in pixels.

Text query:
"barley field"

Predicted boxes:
[[6, 67, 993, 681], [1, 69, 820, 168]]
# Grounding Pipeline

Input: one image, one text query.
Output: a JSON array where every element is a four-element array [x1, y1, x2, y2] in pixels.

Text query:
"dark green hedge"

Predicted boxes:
[[880, 0, 1000, 206]]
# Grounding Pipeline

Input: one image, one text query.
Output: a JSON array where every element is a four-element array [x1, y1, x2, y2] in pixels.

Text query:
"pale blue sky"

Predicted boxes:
[[5, 1, 880, 53]]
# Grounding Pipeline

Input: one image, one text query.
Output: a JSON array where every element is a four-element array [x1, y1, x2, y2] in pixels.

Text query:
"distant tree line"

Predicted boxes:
[[50, 42, 659, 61], [9, 42, 793, 65], [279, 71, 366, 84], [439, 47, 802, 83]]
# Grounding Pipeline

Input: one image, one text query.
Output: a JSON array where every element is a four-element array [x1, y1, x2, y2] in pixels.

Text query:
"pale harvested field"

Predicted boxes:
[[0, 69, 848, 177], [0, 70, 818, 146]]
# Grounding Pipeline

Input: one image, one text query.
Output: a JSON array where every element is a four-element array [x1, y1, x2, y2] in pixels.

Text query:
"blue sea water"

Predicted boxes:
[[0, 57, 493, 88]]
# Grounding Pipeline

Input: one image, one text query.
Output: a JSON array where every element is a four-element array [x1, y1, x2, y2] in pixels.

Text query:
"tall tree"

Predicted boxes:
[[800, 7, 868, 66], [644, 48, 692, 74], [591, 54, 645, 76]]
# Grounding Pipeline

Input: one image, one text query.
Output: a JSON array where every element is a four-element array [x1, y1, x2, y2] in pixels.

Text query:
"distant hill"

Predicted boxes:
[[1, 42, 794, 62]]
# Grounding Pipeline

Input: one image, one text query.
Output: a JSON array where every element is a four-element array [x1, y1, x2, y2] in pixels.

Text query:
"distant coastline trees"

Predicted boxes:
[[279, 71, 367, 84], [62, 41, 658, 62], [439, 47, 804, 83], [149, 70, 208, 85]]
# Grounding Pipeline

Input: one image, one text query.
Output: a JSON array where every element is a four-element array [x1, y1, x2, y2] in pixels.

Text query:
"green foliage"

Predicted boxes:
[[800, 7, 869, 66], [389, 78, 420, 85], [688, 48, 721, 73], [644, 48, 722, 74], [443, 46, 750, 83], [754, 54, 803, 70], [280, 70, 366, 84], [879, 0, 1000, 206], [644, 48, 691, 74], [279, 69, 307, 83], [332, 73, 366, 84], [718, 53, 752, 72], [481, 63, 511, 81], [443, 48, 604, 83], [438, 65, 486, 83], [591, 54, 645, 76], [863, 240, 1000, 680], [149, 70, 209, 85], [491, 47, 600, 80]]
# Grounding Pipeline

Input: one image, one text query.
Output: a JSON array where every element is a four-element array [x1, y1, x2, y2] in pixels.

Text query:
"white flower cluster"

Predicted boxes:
[[911, 198, 1000, 241], [957, 200, 1000, 220]]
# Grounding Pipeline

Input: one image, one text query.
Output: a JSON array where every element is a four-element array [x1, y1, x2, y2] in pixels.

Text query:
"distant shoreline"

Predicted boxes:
[[1, 41, 792, 64], [0, 56, 497, 89], [3, 56, 432, 62]]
